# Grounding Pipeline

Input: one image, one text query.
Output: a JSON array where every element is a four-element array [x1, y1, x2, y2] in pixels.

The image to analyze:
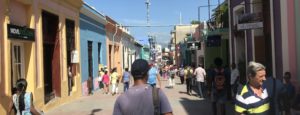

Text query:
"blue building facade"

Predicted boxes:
[[80, 4, 107, 96]]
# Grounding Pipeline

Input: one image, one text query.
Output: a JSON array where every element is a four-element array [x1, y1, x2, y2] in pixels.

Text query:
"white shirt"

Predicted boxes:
[[194, 67, 206, 82], [230, 68, 240, 85]]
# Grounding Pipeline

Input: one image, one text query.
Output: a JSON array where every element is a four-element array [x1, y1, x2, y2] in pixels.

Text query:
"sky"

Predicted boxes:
[[84, 0, 223, 47]]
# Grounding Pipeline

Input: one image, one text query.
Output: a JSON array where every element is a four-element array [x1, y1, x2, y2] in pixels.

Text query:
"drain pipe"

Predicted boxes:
[[112, 24, 118, 71]]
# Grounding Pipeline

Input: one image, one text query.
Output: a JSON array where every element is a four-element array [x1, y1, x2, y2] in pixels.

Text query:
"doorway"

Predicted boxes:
[[42, 11, 60, 103], [109, 45, 112, 70], [87, 41, 93, 94], [11, 43, 25, 94], [66, 19, 75, 96]]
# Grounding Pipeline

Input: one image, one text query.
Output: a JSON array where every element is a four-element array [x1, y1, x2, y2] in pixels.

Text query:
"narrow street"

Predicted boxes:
[[45, 78, 234, 115]]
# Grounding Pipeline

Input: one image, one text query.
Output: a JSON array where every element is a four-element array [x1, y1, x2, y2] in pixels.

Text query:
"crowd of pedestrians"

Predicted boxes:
[[101, 56, 300, 115], [7, 56, 300, 115]]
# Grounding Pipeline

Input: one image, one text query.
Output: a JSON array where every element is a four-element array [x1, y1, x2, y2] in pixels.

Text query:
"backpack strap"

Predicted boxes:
[[152, 87, 160, 115]]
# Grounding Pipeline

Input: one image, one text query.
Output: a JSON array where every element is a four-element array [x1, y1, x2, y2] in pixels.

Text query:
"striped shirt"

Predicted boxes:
[[235, 84, 270, 115]]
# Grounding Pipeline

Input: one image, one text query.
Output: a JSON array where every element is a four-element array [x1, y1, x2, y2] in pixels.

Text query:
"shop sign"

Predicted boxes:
[[237, 22, 263, 30], [7, 24, 35, 41]]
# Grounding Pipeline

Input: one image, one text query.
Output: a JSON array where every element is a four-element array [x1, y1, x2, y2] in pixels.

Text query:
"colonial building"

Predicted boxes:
[[121, 27, 143, 71], [229, 0, 299, 86], [106, 16, 123, 75], [0, 0, 83, 114], [80, 3, 107, 96], [170, 24, 200, 67]]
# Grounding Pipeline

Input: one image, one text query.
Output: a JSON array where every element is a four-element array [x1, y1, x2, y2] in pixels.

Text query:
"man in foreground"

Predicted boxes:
[[235, 61, 270, 115], [113, 59, 173, 115]]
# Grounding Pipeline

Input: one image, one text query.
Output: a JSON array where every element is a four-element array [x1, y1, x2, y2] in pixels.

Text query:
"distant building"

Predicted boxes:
[[141, 45, 150, 61], [170, 24, 203, 67], [121, 27, 143, 71]]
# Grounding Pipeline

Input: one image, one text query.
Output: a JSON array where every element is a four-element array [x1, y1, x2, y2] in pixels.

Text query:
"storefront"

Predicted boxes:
[[230, 0, 284, 82], [0, 0, 83, 114]]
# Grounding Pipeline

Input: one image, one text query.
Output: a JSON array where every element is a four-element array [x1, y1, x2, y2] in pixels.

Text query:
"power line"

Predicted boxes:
[[120, 25, 174, 27]]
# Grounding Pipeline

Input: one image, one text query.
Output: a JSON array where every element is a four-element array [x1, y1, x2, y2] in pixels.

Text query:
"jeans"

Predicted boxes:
[[149, 83, 156, 88], [197, 82, 204, 98], [179, 76, 184, 84], [124, 82, 129, 92], [186, 78, 192, 94]]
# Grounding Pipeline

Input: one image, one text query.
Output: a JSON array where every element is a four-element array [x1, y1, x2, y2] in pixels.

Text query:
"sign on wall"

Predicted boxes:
[[7, 24, 35, 41], [237, 22, 263, 30]]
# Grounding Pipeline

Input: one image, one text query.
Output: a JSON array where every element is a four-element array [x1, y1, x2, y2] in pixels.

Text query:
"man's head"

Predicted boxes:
[[247, 61, 266, 88], [284, 72, 291, 82], [214, 57, 223, 67], [131, 59, 150, 80], [231, 63, 236, 69], [125, 68, 128, 71], [199, 64, 204, 68]]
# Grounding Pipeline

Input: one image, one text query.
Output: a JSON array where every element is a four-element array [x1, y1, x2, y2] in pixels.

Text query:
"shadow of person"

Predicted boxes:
[[89, 108, 102, 115]]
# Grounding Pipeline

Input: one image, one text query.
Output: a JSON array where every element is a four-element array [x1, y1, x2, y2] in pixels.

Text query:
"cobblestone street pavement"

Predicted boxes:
[[46, 78, 234, 115]]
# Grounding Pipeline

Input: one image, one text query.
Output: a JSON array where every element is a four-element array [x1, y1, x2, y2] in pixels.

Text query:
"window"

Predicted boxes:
[[11, 43, 25, 88]]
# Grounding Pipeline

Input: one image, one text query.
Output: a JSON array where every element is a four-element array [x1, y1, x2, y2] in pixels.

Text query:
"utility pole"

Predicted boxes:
[[208, 0, 210, 20], [146, 0, 150, 27], [146, 0, 156, 62]]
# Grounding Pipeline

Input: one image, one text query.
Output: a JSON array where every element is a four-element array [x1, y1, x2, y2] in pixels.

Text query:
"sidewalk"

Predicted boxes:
[[45, 77, 234, 115]]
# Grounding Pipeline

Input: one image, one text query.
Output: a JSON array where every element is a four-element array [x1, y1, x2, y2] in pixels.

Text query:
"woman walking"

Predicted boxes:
[[8, 79, 42, 115], [102, 71, 110, 94], [110, 68, 120, 95]]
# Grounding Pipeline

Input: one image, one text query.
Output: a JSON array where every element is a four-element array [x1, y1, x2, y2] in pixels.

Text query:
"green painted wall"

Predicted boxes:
[[141, 47, 150, 61], [295, 0, 300, 84], [205, 39, 229, 68]]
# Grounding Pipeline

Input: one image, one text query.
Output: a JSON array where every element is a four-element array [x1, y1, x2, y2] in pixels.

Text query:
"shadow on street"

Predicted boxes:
[[179, 97, 212, 115], [89, 108, 102, 115]]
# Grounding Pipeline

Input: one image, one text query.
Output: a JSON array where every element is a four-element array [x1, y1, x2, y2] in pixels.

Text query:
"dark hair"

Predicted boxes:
[[214, 57, 223, 67], [232, 63, 236, 69], [16, 79, 27, 114], [284, 72, 291, 79], [125, 68, 128, 71], [111, 68, 117, 73], [104, 71, 108, 74], [131, 59, 149, 79]]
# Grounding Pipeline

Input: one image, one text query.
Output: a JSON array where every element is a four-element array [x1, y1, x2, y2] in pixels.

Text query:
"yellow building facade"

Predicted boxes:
[[0, 0, 83, 114]]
